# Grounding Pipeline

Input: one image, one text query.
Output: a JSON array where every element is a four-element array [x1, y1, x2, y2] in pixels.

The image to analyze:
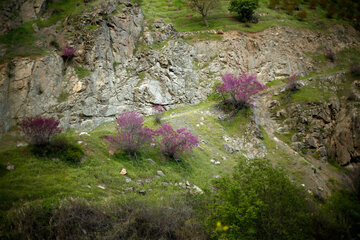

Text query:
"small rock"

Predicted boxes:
[[216, 30, 224, 35], [145, 179, 152, 184], [210, 159, 216, 164], [148, 189, 153, 192], [192, 185, 204, 194], [79, 132, 90, 136], [125, 187, 134, 191], [215, 161, 221, 165], [139, 189, 146, 195], [157, 170, 165, 176], [222, 156, 227, 161], [120, 168, 127, 175], [77, 141, 84, 144], [162, 181, 169, 186], [147, 158, 156, 165], [213, 174, 221, 178], [125, 177, 132, 183], [97, 185, 106, 190], [318, 186, 324, 192], [200, 117, 205, 121], [307, 190, 313, 195], [6, 162, 15, 171], [136, 180, 143, 185], [87, 185, 91, 189], [16, 142, 28, 148], [301, 184, 305, 187], [200, 122, 204, 125], [196, 124, 200, 127], [186, 181, 190, 186]]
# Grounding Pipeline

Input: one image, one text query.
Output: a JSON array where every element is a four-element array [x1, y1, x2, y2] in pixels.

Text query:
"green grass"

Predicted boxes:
[[74, 66, 91, 79], [57, 92, 69, 102], [142, 0, 349, 33], [290, 86, 335, 102], [0, 101, 246, 222]]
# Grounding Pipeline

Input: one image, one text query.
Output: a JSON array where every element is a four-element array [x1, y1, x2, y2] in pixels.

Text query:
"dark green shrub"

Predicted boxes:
[[309, 0, 317, 9], [269, 0, 280, 8], [296, 10, 308, 20], [205, 158, 312, 240], [32, 135, 84, 163], [229, 0, 259, 22], [350, 62, 360, 77]]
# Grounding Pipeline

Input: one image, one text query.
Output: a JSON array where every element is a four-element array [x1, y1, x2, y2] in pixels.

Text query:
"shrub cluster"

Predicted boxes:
[[229, 0, 259, 22], [19, 116, 83, 163], [216, 73, 265, 110], [105, 112, 198, 160]]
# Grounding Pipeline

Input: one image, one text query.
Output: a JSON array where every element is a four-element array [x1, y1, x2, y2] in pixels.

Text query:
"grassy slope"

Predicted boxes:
[[142, 0, 348, 32], [0, 101, 250, 222]]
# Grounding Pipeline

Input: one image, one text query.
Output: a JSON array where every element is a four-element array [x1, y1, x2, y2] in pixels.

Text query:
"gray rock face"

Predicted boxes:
[[0, 1, 360, 135]]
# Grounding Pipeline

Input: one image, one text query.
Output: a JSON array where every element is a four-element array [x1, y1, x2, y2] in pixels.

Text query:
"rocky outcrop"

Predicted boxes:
[[0, 0, 360, 135], [271, 72, 360, 165], [0, 0, 48, 34]]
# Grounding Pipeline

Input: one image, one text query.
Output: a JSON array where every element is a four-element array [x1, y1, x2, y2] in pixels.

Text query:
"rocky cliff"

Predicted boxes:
[[0, 0, 360, 167]]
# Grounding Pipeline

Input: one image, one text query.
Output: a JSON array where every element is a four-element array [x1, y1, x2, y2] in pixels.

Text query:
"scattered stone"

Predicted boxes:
[[97, 185, 106, 190], [318, 186, 324, 192], [147, 158, 156, 165], [148, 189, 153, 192], [307, 190, 313, 195], [139, 189, 146, 195], [125, 187, 134, 192], [200, 122, 204, 125], [87, 185, 91, 189], [16, 142, 28, 148], [6, 162, 14, 171], [77, 140, 84, 144], [196, 124, 200, 127], [200, 139, 207, 144], [162, 181, 169, 186], [222, 156, 227, 161], [186, 181, 190, 186], [213, 174, 221, 178], [210, 159, 216, 164], [215, 161, 221, 165], [145, 179, 152, 184], [200, 117, 205, 121], [120, 168, 127, 175], [192, 185, 204, 194], [223, 144, 235, 153], [125, 177, 132, 183], [301, 184, 305, 187], [136, 180, 143, 185], [157, 170, 165, 176], [79, 132, 90, 136]]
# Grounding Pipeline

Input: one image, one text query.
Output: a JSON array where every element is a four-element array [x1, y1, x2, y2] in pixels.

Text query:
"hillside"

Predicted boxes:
[[1, 0, 360, 239]]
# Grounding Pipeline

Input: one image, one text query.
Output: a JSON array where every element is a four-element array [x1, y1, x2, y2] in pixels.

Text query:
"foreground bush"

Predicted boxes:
[[217, 73, 265, 110], [205, 158, 312, 240], [105, 112, 154, 156], [3, 197, 207, 240], [229, 0, 259, 22], [19, 116, 61, 146], [155, 124, 199, 160], [31, 135, 84, 163]]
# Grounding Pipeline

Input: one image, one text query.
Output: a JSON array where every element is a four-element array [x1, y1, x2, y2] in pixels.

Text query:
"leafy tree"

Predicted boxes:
[[229, 0, 259, 22], [205, 158, 312, 240], [105, 112, 154, 156], [185, 0, 220, 27], [155, 124, 198, 160], [216, 73, 265, 109], [19, 116, 61, 146]]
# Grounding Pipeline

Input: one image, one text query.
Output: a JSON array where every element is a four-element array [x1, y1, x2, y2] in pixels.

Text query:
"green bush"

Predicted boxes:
[[229, 0, 259, 22], [205, 158, 312, 240], [31, 135, 84, 163]]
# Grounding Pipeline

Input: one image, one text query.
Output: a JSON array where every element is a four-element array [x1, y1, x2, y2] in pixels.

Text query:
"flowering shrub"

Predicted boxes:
[[19, 116, 61, 146], [61, 44, 74, 61], [216, 73, 265, 109], [286, 74, 300, 91], [155, 124, 198, 160], [154, 105, 165, 124], [105, 112, 154, 156]]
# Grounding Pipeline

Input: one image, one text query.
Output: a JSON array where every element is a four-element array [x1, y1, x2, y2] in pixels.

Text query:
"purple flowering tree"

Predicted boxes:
[[61, 44, 74, 63], [105, 112, 154, 156], [155, 124, 199, 160], [286, 74, 300, 91], [216, 73, 265, 109], [19, 116, 62, 145]]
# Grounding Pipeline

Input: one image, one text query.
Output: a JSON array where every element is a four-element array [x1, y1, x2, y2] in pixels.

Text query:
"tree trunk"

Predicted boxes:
[[202, 15, 209, 27]]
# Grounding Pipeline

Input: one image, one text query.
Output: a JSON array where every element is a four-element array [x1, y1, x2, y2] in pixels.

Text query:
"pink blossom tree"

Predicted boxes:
[[155, 124, 199, 160], [19, 116, 62, 145], [105, 112, 154, 156], [216, 73, 265, 109]]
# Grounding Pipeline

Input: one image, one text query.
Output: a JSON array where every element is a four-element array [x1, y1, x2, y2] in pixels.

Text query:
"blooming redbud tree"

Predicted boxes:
[[19, 116, 62, 146], [61, 44, 74, 63], [155, 124, 199, 160], [216, 73, 265, 109], [105, 112, 154, 156]]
